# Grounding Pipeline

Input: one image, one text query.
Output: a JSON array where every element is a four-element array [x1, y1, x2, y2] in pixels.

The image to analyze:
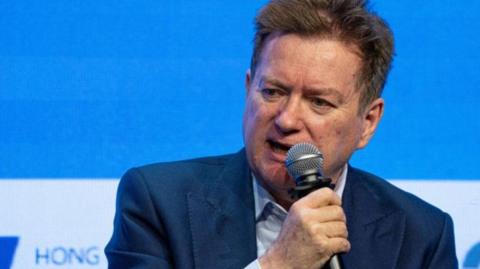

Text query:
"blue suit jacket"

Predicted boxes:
[[105, 149, 458, 268]]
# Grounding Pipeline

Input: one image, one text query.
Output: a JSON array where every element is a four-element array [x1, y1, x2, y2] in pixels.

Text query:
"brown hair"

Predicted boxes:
[[251, 0, 394, 111]]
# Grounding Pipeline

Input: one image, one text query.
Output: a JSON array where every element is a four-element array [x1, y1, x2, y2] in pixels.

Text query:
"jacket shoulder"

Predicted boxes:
[[349, 167, 450, 224], [126, 152, 237, 186]]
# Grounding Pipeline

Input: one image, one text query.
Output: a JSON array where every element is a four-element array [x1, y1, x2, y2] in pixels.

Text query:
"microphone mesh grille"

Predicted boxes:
[[285, 143, 324, 180]]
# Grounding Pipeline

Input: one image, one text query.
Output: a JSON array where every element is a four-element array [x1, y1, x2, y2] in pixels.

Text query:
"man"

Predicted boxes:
[[106, 0, 458, 268]]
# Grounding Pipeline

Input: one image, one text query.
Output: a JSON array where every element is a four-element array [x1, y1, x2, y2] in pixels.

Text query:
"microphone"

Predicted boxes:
[[285, 143, 334, 199], [285, 142, 343, 269]]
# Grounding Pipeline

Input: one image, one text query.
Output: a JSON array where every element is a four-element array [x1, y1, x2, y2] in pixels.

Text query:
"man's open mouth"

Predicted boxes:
[[267, 139, 291, 154]]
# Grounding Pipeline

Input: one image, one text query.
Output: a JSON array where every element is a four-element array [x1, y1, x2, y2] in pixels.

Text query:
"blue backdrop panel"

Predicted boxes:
[[0, 0, 479, 179]]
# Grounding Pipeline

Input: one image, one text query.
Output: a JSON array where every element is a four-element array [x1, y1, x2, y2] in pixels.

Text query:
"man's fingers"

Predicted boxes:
[[313, 221, 349, 239], [289, 205, 346, 226], [295, 188, 342, 209], [325, 237, 351, 254], [309, 205, 346, 223]]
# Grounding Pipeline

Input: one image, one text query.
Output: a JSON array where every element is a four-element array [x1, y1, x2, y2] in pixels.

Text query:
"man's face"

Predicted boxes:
[[243, 33, 383, 204]]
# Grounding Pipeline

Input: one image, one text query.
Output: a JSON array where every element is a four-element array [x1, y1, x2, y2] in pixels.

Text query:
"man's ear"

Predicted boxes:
[[357, 98, 384, 149], [245, 69, 252, 95]]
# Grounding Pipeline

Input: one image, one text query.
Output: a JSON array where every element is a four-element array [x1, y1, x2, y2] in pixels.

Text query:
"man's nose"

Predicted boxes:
[[274, 97, 303, 134]]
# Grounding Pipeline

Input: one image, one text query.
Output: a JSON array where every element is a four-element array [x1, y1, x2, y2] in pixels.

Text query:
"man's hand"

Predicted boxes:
[[259, 188, 350, 269]]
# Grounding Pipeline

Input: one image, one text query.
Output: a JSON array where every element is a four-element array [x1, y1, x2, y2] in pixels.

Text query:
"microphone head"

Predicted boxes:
[[285, 143, 324, 183]]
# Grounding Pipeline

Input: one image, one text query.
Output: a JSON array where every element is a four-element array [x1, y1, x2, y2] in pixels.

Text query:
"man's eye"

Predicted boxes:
[[311, 97, 335, 109], [260, 88, 285, 100]]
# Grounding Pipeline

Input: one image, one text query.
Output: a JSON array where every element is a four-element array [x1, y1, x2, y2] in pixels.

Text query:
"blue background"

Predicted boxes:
[[1, 0, 479, 179]]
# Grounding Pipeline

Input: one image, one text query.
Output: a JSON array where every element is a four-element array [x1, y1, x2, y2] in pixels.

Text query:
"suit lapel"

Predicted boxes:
[[187, 150, 257, 268], [340, 167, 406, 269]]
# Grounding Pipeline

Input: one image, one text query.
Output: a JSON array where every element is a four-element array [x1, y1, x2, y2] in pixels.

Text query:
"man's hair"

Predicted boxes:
[[251, 0, 394, 111]]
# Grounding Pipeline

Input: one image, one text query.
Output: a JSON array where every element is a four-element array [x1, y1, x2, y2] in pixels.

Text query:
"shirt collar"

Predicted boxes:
[[253, 164, 348, 220]]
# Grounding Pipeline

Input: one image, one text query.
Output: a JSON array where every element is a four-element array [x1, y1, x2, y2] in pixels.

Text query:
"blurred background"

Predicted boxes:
[[0, 0, 479, 268]]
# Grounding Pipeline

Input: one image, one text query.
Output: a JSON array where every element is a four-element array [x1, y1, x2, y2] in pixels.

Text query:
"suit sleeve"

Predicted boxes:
[[427, 213, 458, 269], [105, 168, 173, 269]]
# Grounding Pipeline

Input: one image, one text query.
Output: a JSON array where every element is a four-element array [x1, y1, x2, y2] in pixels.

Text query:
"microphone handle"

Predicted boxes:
[[329, 255, 342, 269]]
